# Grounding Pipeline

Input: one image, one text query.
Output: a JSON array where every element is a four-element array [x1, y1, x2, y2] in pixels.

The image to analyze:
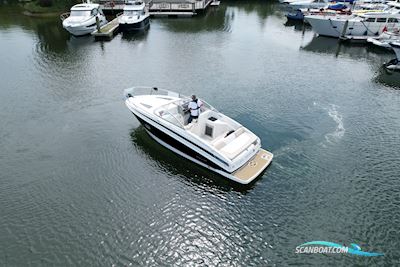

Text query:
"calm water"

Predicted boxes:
[[1, 1, 400, 266]]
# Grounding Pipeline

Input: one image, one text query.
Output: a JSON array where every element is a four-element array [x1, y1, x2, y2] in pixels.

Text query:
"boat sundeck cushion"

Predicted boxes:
[[221, 131, 257, 160]]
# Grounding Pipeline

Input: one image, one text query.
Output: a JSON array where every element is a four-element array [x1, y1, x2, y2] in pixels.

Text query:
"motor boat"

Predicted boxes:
[[367, 30, 400, 48], [286, 9, 305, 21], [124, 87, 273, 185], [61, 3, 107, 36], [289, 0, 330, 11], [386, 41, 400, 69], [119, 1, 150, 32], [305, 3, 400, 38]]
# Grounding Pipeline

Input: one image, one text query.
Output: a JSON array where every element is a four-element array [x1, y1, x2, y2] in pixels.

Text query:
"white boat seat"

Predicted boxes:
[[220, 131, 257, 160], [212, 127, 257, 159]]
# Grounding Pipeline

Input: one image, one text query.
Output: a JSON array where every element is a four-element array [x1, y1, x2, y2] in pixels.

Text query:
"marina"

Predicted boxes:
[[1, 0, 400, 266]]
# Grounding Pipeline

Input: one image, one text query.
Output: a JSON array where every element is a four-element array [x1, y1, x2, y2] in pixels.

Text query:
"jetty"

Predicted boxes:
[[91, 15, 120, 40], [98, 0, 214, 17]]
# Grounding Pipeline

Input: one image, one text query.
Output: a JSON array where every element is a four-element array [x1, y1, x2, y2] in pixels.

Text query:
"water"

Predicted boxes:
[[1, 1, 400, 266]]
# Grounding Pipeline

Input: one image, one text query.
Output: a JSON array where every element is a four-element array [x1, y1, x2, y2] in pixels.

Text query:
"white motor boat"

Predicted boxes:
[[305, 2, 400, 38], [367, 30, 400, 48], [289, 0, 330, 11], [386, 41, 400, 69], [61, 3, 107, 36], [124, 87, 273, 185], [119, 1, 150, 32]]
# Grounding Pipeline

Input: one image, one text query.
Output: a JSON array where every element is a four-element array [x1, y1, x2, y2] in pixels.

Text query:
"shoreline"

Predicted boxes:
[[22, 10, 62, 17]]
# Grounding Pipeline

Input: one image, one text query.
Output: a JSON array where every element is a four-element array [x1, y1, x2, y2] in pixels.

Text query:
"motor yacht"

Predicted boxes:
[[289, 0, 330, 11], [367, 30, 400, 48], [119, 1, 150, 32], [124, 87, 273, 185], [386, 41, 400, 69], [61, 3, 107, 36], [305, 2, 400, 37]]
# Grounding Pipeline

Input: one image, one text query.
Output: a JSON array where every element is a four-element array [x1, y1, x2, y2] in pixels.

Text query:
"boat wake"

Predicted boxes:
[[314, 102, 345, 144], [325, 104, 345, 143]]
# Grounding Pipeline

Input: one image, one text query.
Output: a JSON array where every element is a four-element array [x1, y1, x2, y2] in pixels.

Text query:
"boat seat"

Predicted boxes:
[[212, 127, 257, 159], [220, 131, 257, 160]]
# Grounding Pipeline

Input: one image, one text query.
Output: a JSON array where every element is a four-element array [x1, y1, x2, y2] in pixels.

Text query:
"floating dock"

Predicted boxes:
[[98, 0, 213, 17], [340, 35, 376, 43], [91, 16, 120, 41]]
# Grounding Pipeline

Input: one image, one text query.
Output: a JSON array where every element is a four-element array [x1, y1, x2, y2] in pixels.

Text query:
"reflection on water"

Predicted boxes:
[[120, 29, 150, 42], [301, 35, 394, 61], [129, 126, 255, 192], [284, 19, 311, 32], [159, 5, 233, 33]]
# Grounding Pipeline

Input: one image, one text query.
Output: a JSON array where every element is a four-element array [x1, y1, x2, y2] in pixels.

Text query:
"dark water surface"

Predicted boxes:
[[1, 1, 400, 266]]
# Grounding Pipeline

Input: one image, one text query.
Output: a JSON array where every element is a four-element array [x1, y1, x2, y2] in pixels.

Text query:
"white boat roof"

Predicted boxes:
[[124, 2, 145, 10], [71, 3, 99, 10]]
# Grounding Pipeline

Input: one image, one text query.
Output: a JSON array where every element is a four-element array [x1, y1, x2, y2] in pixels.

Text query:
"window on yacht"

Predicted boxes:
[[365, 18, 376, 22], [388, 18, 399, 23], [70, 10, 91, 17], [376, 18, 387, 23], [124, 10, 140, 16], [91, 9, 98, 16]]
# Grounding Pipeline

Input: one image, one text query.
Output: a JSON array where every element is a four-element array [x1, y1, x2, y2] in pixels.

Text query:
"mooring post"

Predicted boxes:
[[340, 20, 349, 41], [96, 16, 101, 32]]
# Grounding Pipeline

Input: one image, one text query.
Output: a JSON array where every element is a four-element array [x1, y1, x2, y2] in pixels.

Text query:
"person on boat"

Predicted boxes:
[[188, 95, 203, 124]]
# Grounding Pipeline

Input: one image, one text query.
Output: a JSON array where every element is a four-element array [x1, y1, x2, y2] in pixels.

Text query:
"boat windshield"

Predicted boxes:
[[124, 10, 141, 16], [70, 10, 91, 17], [154, 99, 216, 128], [154, 102, 186, 128]]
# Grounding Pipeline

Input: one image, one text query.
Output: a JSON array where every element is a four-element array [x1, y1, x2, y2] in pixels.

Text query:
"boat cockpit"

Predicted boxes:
[[154, 99, 259, 160]]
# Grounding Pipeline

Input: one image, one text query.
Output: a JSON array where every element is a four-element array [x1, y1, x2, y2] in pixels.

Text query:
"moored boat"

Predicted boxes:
[[367, 30, 400, 48], [386, 41, 400, 69], [124, 87, 273, 185], [118, 1, 150, 32], [61, 3, 107, 36], [305, 3, 400, 38]]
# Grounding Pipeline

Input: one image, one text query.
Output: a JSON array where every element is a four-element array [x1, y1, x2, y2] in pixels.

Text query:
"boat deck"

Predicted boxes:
[[91, 16, 120, 40], [233, 149, 273, 183]]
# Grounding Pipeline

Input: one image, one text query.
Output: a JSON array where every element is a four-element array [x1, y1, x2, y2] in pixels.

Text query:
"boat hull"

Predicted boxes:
[[63, 19, 107, 36], [130, 110, 272, 185], [306, 15, 389, 38], [119, 17, 150, 32]]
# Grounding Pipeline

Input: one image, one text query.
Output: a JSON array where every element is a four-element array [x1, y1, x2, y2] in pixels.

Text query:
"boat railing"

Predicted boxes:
[[124, 86, 187, 99], [124, 86, 218, 112], [60, 12, 70, 21]]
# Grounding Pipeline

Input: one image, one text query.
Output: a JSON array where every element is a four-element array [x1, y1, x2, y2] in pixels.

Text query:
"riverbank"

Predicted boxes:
[[21, 0, 75, 17]]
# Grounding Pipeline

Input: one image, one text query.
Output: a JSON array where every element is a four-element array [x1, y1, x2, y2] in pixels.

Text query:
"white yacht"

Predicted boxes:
[[386, 41, 400, 69], [289, 0, 330, 11], [124, 87, 273, 185], [61, 3, 107, 36], [119, 1, 150, 32], [367, 30, 400, 48], [305, 2, 400, 37]]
